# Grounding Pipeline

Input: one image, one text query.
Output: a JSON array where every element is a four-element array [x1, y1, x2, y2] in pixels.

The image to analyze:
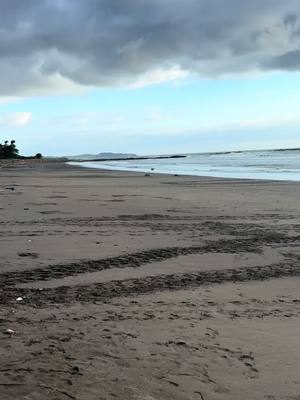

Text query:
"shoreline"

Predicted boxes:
[[1, 159, 300, 399], [66, 147, 300, 182], [68, 160, 300, 184]]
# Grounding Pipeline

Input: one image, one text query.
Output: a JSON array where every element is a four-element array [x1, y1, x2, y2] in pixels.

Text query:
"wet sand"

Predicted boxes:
[[1, 159, 300, 399]]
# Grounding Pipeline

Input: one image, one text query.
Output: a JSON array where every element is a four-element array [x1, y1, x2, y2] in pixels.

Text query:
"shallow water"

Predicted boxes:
[[69, 149, 300, 181]]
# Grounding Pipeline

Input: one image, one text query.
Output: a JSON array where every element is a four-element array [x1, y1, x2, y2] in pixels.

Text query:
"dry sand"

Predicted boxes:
[[0, 159, 300, 399]]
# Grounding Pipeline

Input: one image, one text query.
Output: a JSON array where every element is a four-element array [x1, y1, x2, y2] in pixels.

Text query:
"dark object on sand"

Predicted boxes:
[[4, 329, 15, 335], [145, 173, 151, 177], [18, 252, 39, 258]]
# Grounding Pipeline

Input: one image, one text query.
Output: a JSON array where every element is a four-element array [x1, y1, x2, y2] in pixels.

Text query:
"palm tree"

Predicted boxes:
[[10, 140, 19, 157]]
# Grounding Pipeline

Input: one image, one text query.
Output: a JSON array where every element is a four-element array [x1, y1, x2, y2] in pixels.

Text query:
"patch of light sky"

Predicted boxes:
[[1, 71, 300, 156]]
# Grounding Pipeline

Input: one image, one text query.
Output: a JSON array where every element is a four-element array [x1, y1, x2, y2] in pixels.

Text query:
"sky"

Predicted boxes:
[[1, 0, 300, 156]]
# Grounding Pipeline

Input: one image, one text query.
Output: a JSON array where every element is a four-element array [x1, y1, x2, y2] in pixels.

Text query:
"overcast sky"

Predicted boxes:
[[1, 0, 300, 155]]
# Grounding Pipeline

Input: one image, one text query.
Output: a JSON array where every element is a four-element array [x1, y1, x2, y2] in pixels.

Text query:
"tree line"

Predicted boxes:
[[0, 140, 42, 159]]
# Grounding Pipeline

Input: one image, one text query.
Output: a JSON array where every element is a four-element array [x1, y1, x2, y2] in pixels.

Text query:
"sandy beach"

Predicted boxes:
[[1, 159, 300, 400]]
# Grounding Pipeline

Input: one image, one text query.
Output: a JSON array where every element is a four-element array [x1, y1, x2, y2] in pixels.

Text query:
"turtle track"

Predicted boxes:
[[2, 261, 300, 306], [1, 233, 299, 287], [0, 212, 296, 227]]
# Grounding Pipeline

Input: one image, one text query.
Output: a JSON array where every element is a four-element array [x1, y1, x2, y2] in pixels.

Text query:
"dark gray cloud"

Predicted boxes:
[[0, 0, 300, 95], [264, 50, 300, 70]]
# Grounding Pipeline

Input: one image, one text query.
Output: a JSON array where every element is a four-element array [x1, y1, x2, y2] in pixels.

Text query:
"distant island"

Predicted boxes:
[[69, 152, 138, 161], [68, 152, 186, 162], [0, 140, 42, 160]]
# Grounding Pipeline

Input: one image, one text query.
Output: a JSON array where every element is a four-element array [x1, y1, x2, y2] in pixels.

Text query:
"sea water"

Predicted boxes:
[[69, 149, 300, 182]]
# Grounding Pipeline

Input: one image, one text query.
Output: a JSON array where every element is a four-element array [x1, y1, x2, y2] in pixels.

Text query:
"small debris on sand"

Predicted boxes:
[[18, 252, 39, 258], [4, 329, 15, 336]]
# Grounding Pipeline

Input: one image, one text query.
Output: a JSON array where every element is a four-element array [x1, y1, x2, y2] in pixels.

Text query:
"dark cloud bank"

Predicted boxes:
[[1, 0, 300, 95]]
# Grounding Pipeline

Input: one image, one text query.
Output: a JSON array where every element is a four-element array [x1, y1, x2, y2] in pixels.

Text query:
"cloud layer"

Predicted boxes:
[[1, 0, 300, 95], [0, 112, 32, 127]]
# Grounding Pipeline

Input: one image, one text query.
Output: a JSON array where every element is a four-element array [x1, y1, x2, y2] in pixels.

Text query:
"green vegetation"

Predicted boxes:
[[0, 140, 42, 159], [0, 140, 19, 158]]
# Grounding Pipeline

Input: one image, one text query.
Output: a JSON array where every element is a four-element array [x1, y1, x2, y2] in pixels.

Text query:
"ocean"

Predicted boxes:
[[69, 149, 300, 182]]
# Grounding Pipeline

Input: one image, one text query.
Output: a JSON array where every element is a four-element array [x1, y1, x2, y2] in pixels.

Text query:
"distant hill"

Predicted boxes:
[[68, 152, 138, 161]]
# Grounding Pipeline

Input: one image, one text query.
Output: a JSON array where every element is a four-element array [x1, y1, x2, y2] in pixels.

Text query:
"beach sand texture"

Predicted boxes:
[[0, 160, 300, 400]]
